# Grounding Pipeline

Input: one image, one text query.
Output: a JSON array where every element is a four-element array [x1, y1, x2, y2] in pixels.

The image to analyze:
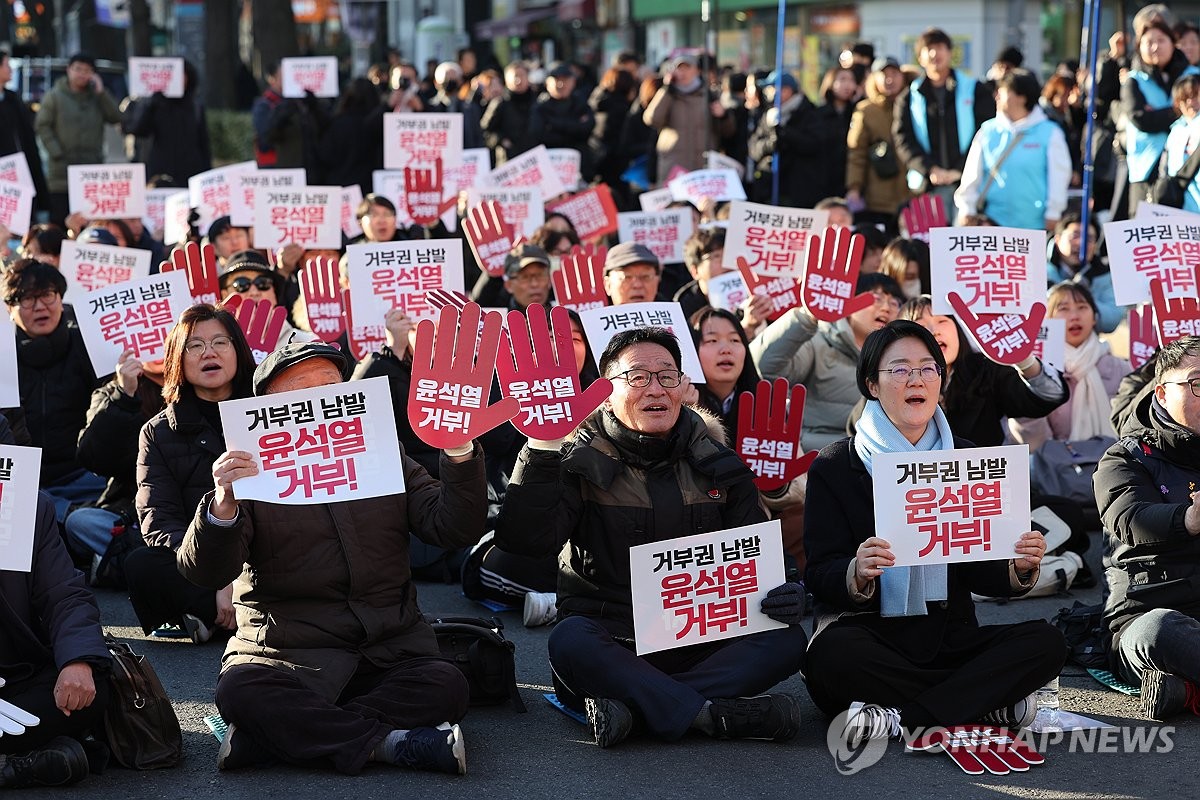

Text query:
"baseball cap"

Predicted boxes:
[[76, 227, 118, 246], [504, 243, 552, 278], [252, 340, 349, 397], [605, 242, 661, 274], [872, 56, 902, 73], [548, 63, 574, 79], [761, 71, 799, 93]]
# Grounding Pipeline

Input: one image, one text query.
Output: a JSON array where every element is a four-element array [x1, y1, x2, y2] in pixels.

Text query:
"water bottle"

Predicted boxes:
[[1033, 677, 1062, 732]]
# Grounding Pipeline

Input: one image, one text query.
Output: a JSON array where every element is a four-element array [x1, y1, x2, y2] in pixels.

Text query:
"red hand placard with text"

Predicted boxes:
[[1128, 305, 1157, 369], [801, 228, 873, 323], [947, 292, 1046, 366], [1151, 264, 1200, 346], [224, 294, 286, 364], [552, 245, 608, 312], [736, 378, 818, 491], [464, 200, 517, 277], [907, 726, 1046, 776], [735, 257, 802, 322], [901, 194, 947, 243], [404, 158, 457, 227], [299, 255, 345, 343], [341, 288, 385, 361], [161, 241, 221, 306]]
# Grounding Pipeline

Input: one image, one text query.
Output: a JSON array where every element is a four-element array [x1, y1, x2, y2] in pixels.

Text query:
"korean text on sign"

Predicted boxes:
[[128, 57, 185, 97], [74, 270, 191, 378], [0, 445, 43, 572], [482, 145, 568, 202], [725, 201, 828, 277], [412, 378, 484, 438], [546, 185, 619, 240], [738, 436, 797, 483], [383, 112, 463, 171], [502, 376, 576, 429], [233, 168, 306, 226], [578, 301, 705, 383], [189, 161, 257, 235], [59, 241, 153, 297], [616, 209, 694, 265], [1105, 217, 1200, 305], [252, 186, 342, 250], [930, 227, 1046, 316], [344, 240, 466, 329], [629, 520, 786, 655], [0, 181, 33, 236], [218, 376, 405, 505], [68, 163, 147, 219], [465, 187, 544, 238], [667, 168, 747, 204], [872, 445, 1031, 567]]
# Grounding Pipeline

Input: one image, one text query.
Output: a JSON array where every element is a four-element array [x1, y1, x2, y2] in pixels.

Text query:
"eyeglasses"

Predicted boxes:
[[611, 368, 684, 388], [226, 276, 275, 293], [183, 335, 234, 357], [1164, 379, 1200, 398], [609, 270, 658, 284], [879, 364, 944, 382], [509, 267, 549, 285], [16, 290, 61, 310], [870, 291, 902, 311]]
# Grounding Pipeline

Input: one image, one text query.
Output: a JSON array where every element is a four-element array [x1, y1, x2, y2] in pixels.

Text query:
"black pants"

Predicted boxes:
[[804, 619, 1066, 729], [0, 666, 109, 754], [548, 615, 807, 741], [215, 657, 469, 774], [124, 546, 216, 633], [463, 541, 556, 603]]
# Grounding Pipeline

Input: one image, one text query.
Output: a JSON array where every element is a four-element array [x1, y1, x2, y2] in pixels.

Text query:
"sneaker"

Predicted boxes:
[[709, 694, 802, 741], [0, 736, 89, 788], [523, 592, 558, 628], [584, 698, 634, 748], [387, 725, 467, 775], [1141, 669, 1200, 721], [980, 693, 1037, 730], [182, 613, 212, 645], [844, 701, 903, 749]]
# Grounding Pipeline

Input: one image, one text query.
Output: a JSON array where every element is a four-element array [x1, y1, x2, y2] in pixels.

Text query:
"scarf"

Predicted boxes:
[[853, 399, 955, 617], [1065, 333, 1117, 441]]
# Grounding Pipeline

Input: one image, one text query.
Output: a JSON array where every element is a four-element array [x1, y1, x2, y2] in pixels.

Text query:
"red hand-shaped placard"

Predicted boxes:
[[496, 304, 613, 440], [408, 302, 521, 449], [223, 294, 286, 364], [947, 292, 1046, 366], [901, 194, 947, 243], [552, 245, 608, 312], [1150, 265, 1200, 346], [735, 257, 802, 322], [735, 378, 818, 491], [801, 228, 874, 323], [341, 287, 385, 361], [907, 726, 1045, 775], [161, 241, 221, 306], [465, 200, 517, 277], [299, 255, 345, 343], [404, 158, 457, 227], [1128, 305, 1157, 369]]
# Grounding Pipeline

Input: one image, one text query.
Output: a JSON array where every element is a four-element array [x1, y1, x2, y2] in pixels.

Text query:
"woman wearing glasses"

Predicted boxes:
[[803, 320, 1065, 747], [125, 304, 257, 644], [218, 250, 318, 352]]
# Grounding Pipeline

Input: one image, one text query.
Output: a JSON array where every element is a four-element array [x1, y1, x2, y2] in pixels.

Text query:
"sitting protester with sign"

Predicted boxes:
[[495, 326, 807, 748], [217, 250, 318, 352], [804, 320, 1066, 746]]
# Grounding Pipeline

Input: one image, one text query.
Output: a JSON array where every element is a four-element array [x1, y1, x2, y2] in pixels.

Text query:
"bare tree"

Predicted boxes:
[[251, 0, 299, 79], [204, 1, 238, 110], [129, 0, 152, 56]]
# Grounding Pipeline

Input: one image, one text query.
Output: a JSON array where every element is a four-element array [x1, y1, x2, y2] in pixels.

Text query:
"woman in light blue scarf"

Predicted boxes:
[[801, 320, 1066, 748]]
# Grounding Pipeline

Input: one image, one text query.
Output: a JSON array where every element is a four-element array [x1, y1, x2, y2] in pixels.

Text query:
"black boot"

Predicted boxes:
[[0, 737, 90, 788]]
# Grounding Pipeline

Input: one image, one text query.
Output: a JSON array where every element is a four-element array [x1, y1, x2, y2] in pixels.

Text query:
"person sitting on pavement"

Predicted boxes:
[[494, 326, 808, 748], [178, 340, 489, 775], [217, 249, 318, 353]]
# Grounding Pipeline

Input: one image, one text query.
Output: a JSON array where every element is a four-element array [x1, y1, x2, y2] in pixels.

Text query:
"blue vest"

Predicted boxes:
[[1126, 69, 1200, 183], [976, 116, 1057, 230], [1165, 115, 1200, 213], [907, 72, 978, 190]]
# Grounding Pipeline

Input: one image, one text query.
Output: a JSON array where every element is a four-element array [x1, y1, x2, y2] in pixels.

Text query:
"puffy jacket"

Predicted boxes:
[[846, 90, 911, 216], [34, 77, 121, 193], [645, 83, 735, 184], [494, 407, 766, 637], [482, 89, 538, 164], [77, 380, 163, 516], [529, 92, 595, 179], [177, 445, 487, 700], [748, 92, 831, 208]]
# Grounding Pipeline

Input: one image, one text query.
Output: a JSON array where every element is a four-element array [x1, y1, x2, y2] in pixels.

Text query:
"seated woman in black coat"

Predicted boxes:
[[803, 320, 1066, 745]]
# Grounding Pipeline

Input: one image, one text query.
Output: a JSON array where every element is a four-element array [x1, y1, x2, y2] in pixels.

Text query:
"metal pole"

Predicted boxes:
[[770, 0, 785, 206], [1078, 0, 1102, 263]]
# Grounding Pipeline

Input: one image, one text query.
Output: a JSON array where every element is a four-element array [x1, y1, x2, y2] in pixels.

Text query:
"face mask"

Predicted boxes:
[[442, 79, 461, 93], [902, 279, 922, 298]]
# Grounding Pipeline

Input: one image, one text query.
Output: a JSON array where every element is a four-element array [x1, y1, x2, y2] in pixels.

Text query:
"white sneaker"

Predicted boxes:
[[182, 613, 213, 644], [981, 692, 1037, 730], [522, 592, 557, 627], [845, 701, 902, 748]]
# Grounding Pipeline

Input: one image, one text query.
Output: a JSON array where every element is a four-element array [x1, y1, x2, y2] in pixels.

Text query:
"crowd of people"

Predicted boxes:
[[3, 6, 1200, 789]]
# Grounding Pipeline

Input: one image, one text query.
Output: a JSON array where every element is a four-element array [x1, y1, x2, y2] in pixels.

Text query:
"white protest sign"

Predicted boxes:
[[281, 56, 339, 98], [872, 444, 1031, 568], [0, 153, 35, 192], [547, 148, 582, 191], [465, 186, 544, 239], [441, 147, 490, 230], [75, 271, 191, 377], [143, 188, 186, 239], [482, 145, 568, 201], [127, 57, 185, 98], [341, 184, 364, 239], [1135, 202, 1200, 220], [189, 161, 257, 235], [345, 240, 466, 328], [0, 314, 18, 406], [219, 376, 404, 505], [707, 271, 750, 312], [617, 210, 694, 265], [706, 150, 746, 179], [0, 445, 43, 572], [252, 185, 342, 250], [232, 168, 305, 227], [1032, 317, 1066, 375], [383, 112, 464, 170], [0, 182, 33, 236], [371, 170, 412, 227], [668, 169, 746, 204], [163, 190, 192, 246], [639, 186, 674, 212], [630, 520, 786, 655], [1104, 217, 1200, 306], [579, 302, 704, 382], [929, 226, 1047, 315], [68, 163, 147, 219], [59, 241, 153, 297], [725, 200, 827, 277]]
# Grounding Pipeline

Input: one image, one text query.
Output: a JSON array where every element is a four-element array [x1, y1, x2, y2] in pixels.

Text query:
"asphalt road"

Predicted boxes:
[[19, 541, 1198, 800]]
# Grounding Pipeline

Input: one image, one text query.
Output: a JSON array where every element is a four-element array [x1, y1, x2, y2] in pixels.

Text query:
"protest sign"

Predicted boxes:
[[232, 168, 305, 226], [1031, 318, 1066, 374], [551, 246, 607, 312], [59, 241, 153, 297], [667, 168, 746, 204], [725, 201, 827, 277], [68, 163, 146, 218], [706, 150, 746, 178], [163, 190, 192, 246], [464, 200, 515, 277], [617, 209, 694, 264], [901, 194, 947, 242], [547, 185, 619, 240], [383, 112, 463, 171], [579, 302, 704, 381], [441, 148, 491, 230], [736, 379, 817, 491], [127, 57, 185, 97], [189, 161, 257, 235], [219, 376, 404, 504], [252, 185, 342, 250], [639, 186, 674, 212], [629, 520, 786, 655], [0, 445, 43, 572], [800, 228, 873, 323], [1129, 305, 1157, 369], [547, 148, 582, 191], [281, 56, 339, 98], [340, 184, 364, 239], [707, 270, 750, 312], [371, 169, 412, 226], [0, 153, 34, 192], [342, 287, 386, 361], [345, 240, 465, 329], [1150, 263, 1200, 344], [1104, 217, 1200, 306], [872, 444, 1031, 567], [465, 186, 544, 238], [0, 314, 18, 406], [299, 255, 344, 343], [482, 145, 568, 201], [74, 271, 191, 377], [736, 261, 803, 321], [1135, 202, 1200, 220], [144, 187, 187, 239], [0, 182, 33, 236], [930, 227, 1047, 316]]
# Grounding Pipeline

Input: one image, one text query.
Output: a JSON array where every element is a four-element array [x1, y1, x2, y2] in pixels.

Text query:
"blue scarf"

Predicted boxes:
[[853, 400, 955, 617]]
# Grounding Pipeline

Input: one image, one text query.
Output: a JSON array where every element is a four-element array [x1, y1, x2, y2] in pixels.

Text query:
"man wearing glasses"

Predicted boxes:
[[2, 259, 104, 520], [495, 327, 807, 749], [603, 242, 663, 305], [1096, 336, 1200, 722]]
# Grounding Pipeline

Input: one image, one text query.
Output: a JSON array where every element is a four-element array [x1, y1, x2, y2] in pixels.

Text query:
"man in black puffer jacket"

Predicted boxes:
[[530, 64, 595, 181]]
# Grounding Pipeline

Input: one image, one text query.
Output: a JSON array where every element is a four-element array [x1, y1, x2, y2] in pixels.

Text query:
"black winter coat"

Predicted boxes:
[[482, 90, 538, 163], [529, 93, 595, 178], [122, 91, 212, 186], [0, 89, 50, 205], [77, 380, 163, 516], [942, 353, 1067, 447], [349, 348, 440, 477], [748, 94, 831, 208]]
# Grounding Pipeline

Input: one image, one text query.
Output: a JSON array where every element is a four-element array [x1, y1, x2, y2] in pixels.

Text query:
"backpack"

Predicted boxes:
[[1029, 437, 1115, 505], [423, 615, 527, 712], [1051, 601, 1110, 669]]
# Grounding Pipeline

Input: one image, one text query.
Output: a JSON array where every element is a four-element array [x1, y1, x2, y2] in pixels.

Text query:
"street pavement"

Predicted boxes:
[[19, 540, 1199, 800]]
